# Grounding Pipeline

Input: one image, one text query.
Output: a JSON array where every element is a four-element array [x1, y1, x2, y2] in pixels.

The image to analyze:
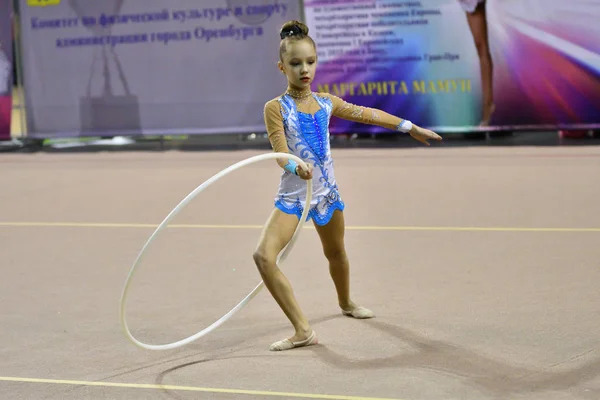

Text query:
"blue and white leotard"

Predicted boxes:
[[264, 91, 405, 226]]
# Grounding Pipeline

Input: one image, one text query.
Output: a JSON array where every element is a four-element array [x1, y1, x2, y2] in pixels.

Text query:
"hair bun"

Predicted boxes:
[[279, 21, 309, 40]]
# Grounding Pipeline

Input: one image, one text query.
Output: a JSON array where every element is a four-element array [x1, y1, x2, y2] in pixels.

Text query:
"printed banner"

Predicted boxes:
[[0, 0, 12, 140], [18, 0, 300, 138], [304, 0, 600, 133]]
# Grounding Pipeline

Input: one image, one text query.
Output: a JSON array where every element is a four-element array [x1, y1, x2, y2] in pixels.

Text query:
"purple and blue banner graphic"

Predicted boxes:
[[304, 0, 600, 133], [0, 0, 12, 140], [18, 0, 300, 138]]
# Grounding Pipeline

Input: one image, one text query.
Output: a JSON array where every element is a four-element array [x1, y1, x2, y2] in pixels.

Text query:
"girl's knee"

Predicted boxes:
[[324, 246, 347, 263], [253, 249, 276, 274]]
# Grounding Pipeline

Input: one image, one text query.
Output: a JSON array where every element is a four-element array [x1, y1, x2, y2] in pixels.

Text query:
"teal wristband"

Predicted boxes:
[[284, 160, 298, 175]]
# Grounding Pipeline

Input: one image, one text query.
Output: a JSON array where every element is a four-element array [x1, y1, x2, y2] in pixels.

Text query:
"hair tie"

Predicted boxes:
[[280, 25, 302, 40]]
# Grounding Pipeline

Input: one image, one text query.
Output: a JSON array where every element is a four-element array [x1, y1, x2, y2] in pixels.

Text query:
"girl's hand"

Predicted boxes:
[[296, 163, 313, 180], [410, 126, 443, 146]]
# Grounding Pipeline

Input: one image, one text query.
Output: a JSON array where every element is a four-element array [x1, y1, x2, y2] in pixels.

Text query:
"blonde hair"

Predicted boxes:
[[279, 20, 316, 60]]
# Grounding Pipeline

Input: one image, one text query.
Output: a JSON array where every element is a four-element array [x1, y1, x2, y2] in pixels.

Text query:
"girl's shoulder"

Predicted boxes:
[[313, 91, 332, 100], [263, 94, 286, 115], [313, 92, 343, 105]]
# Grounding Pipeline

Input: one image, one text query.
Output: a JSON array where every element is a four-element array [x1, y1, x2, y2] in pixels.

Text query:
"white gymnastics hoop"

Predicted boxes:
[[119, 152, 313, 351]]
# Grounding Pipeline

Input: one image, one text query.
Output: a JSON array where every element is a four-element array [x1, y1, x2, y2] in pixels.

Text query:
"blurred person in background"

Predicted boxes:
[[458, 0, 495, 126], [0, 34, 12, 138]]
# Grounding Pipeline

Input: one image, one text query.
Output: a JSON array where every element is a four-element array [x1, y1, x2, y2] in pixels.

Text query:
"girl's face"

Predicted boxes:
[[278, 40, 317, 90]]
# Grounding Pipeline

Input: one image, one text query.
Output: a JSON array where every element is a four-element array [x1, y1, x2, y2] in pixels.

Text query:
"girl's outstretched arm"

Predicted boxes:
[[323, 93, 442, 146]]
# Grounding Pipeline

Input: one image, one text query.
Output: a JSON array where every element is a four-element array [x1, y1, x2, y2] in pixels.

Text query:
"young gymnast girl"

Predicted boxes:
[[458, 0, 495, 126], [255, 20, 442, 351]]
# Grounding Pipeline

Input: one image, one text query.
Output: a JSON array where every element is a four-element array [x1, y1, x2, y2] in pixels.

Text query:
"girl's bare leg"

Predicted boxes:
[[253, 208, 317, 350], [314, 209, 374, 318]]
